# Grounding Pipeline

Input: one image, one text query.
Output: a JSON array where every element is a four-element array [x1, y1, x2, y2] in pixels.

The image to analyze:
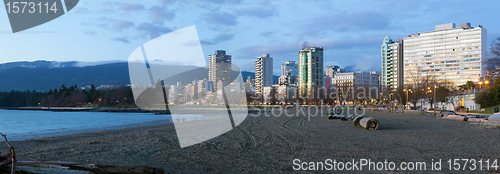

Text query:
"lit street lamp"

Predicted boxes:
[[433, 85, 436, 109], [403, 89, 412, 110]]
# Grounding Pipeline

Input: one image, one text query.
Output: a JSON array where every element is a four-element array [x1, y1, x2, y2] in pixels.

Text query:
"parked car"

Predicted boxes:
[[439, 110, 457, 117]]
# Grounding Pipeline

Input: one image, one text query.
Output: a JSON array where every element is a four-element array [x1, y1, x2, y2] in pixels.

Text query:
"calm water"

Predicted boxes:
[[0, 110, 192, 141]]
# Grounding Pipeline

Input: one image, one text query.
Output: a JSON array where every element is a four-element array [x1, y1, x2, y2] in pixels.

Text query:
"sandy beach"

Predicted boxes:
[[3, 108, 500, 173]]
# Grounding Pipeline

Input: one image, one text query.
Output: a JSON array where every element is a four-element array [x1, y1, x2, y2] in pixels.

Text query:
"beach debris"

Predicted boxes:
[[442, 115, 468, 121], [340, 115, 355, 121], [353, 116, 379, 130], [328, 115, 342, 119], [0, 133, 15, 174], [467, 117, 488, 123]]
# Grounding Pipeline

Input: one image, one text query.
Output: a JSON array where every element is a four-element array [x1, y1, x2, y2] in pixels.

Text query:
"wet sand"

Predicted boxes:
[[3, 109, 500, 173]]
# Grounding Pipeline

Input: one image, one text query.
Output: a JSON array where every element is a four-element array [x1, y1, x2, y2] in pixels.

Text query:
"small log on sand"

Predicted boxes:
[[353, 116, 379, 130]]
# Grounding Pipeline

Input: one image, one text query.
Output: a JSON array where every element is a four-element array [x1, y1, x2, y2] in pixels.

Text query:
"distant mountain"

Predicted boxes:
[[0, 62, 130, 92], [0, 60, 78, 71], [0, 61, 279, 92]]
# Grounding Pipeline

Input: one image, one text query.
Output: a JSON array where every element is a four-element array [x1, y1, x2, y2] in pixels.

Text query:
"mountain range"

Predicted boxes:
[[0, 61, 277, 92]]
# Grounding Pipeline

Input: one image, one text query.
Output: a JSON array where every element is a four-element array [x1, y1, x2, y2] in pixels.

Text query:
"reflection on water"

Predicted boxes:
[[0, 110, 201, 141]]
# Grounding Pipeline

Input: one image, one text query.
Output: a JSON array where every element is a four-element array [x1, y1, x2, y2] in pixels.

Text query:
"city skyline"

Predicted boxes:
[[1, 0, 500, 76]]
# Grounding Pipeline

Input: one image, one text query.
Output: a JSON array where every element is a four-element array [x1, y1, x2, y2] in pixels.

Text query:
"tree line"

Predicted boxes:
[[0, 84, 135, 107]]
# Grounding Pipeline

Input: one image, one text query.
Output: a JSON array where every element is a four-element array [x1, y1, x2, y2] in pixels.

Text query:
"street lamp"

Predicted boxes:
[[403, 89, 411, 110], [433, 85, 436, 110]]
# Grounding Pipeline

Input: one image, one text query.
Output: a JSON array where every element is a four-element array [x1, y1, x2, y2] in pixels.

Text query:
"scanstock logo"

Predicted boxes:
[[3, 0, 79, 33], [128, 26, 248, 148]]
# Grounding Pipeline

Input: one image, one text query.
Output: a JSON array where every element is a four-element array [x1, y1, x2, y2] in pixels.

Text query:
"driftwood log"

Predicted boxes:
[[353, 116, 379, 130], [13, 161, 165, 174], [442, 115, 468, 121], [489, 114, 500, 122], [0, 133, 15, 174]]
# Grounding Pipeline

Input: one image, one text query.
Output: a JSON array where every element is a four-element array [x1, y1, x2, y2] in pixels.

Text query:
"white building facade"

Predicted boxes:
[[403, 23, 487, 88]]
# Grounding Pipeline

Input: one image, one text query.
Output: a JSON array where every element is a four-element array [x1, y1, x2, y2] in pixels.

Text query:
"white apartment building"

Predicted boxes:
[[335, 71, 380, 101], [255, 54, 273, 94], [403, 23, 487, 88]]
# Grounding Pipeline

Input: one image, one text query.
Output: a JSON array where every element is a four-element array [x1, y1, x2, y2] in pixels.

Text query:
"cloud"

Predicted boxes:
[[84, 31, 97, 35], [202, 0, 241, 4], [118, 3, 145, 11], [300, 11, 391, 37], [112, 20, 134, 31], [148, 5, 176, 24], [237, 41, 301, 57], [73, 7, 89, 13], [203, 11, 237, 26], [111, 37, 130, 43], [101, 2, 145, 12], [260, 31, 275, 38], [160, 0, 177, 5], [136, 23, 173, 39], [235, 2, 277, 19], [200, 33, 235, 45]]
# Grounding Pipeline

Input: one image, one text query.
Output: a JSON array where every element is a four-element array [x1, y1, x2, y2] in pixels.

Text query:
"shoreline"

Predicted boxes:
[[0, 107, 160, 113], [9, 118, 176, 142], [3, 109, 500, 173]]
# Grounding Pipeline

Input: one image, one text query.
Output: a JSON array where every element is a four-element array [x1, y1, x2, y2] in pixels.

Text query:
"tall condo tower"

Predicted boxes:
[[255, 54, 273, 94]]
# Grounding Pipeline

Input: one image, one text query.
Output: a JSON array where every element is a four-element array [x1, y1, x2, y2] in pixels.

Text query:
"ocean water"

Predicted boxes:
[[0, 110, 196, 141]]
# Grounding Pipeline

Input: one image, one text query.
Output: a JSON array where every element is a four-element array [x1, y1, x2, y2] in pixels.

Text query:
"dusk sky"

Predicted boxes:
[[1, 0, 499, 75]]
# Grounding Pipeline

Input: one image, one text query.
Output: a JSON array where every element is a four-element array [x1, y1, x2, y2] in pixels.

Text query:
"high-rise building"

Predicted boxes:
[[255, 54, 273, 94], [403, 23, 487, 88], [279, 61, 298, 85], [381, 35, 404, 96], [281, 61, 298, 76], [325, 65, 345, 79], [298, 47, 324, 98], [208, 50, 232, 91]]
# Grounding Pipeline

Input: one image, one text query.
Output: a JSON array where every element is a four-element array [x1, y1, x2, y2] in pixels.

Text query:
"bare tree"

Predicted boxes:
[[485, 37, 500, 75], [406, 67, 438, 110]]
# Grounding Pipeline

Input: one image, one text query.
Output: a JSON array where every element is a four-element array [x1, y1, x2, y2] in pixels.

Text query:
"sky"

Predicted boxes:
[[1, 0, 499, 75]]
